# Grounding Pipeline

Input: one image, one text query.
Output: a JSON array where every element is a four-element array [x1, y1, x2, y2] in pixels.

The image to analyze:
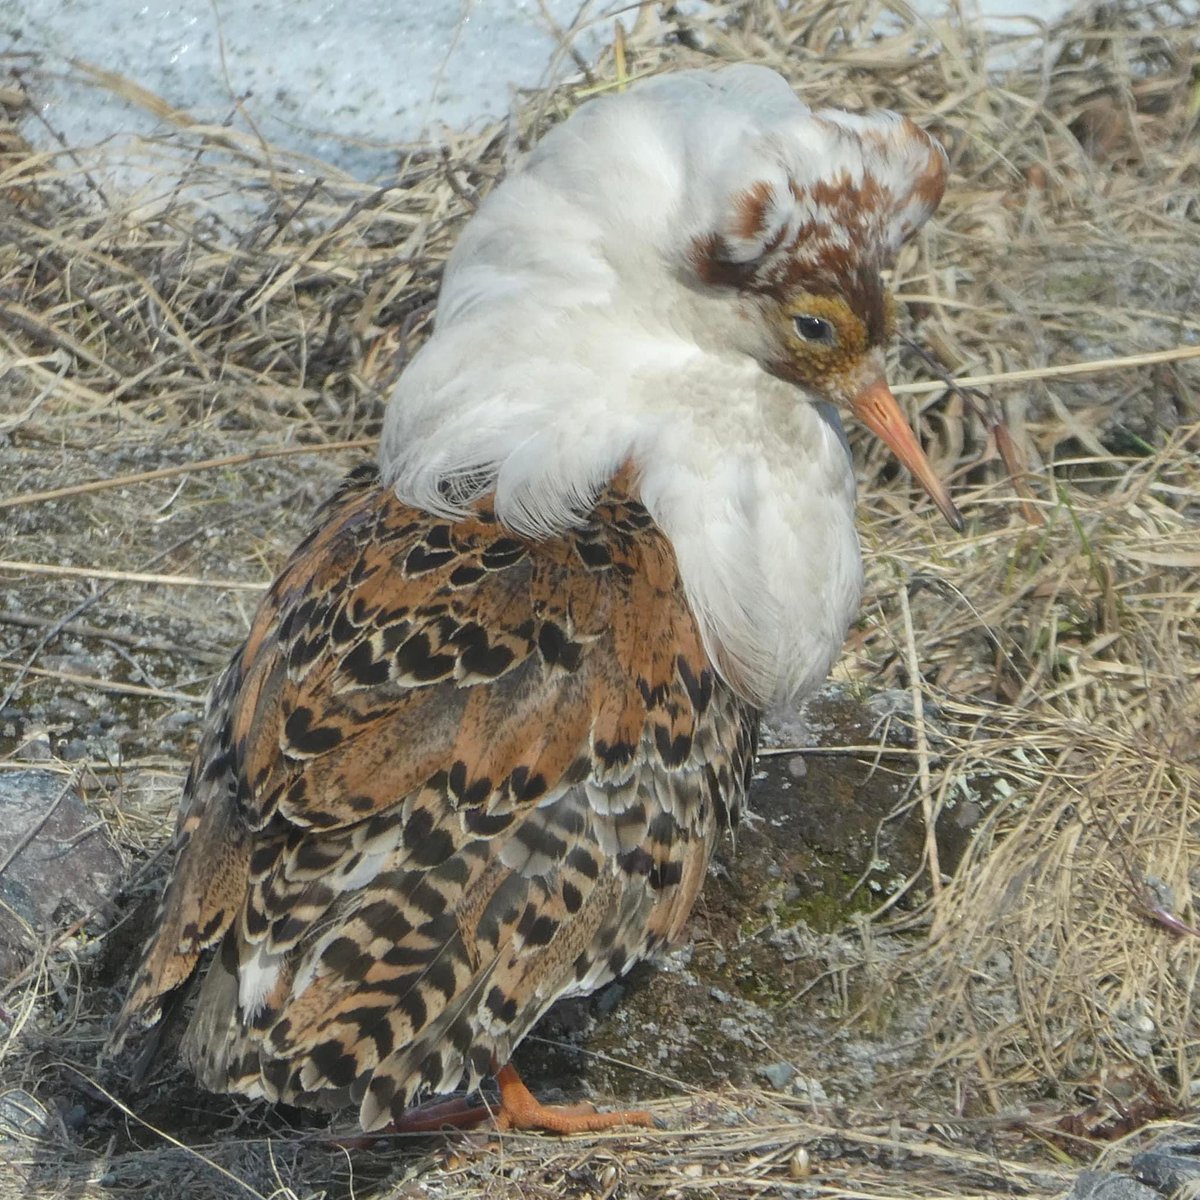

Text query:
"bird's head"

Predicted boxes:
[[385, 65, 959, 536], [677, 81, 961, 530]]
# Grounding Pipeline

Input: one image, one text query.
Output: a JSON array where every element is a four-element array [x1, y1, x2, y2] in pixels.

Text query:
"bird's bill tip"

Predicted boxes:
[[850, 379, 964, 532]]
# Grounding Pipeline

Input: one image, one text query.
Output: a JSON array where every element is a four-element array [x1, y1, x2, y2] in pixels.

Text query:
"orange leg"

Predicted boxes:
[[494, 1062, 655, 1134], [331, 1064, 655, 1145]]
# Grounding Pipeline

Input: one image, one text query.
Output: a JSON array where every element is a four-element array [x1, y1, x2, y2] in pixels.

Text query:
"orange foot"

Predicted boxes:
[[333, 1063, 656, 1143], [494, 1063, 655, 1134]]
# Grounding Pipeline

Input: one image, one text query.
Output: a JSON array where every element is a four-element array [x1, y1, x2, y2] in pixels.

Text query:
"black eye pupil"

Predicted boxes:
[[793, 315, 835, 343]]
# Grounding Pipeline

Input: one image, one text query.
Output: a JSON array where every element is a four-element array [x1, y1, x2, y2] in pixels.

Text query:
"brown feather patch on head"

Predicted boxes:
[[688, 112, 947, 343], [733, 178, 775, 241], [864, 115, 948, 247]]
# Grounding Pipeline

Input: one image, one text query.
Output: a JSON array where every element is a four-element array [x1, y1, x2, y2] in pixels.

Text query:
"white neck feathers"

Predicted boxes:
[[376, 65, 937, 706]]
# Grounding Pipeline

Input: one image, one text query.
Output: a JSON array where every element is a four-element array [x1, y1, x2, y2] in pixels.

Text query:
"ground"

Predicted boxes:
[[1, 2, 1198, 1198]]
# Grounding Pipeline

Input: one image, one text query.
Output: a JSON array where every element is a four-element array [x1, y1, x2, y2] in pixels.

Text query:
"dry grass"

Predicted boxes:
[[1, 1, 1199, 1197]]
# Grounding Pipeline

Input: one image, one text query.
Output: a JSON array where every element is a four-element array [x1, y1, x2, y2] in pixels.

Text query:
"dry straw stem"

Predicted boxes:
[[1, 0, 1199, 1197], [891, 343, 1200, 396], [0, 437, 377, 510]]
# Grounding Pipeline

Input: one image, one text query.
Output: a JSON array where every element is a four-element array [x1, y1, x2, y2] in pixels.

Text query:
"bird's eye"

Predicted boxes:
[[792, 314, 837, 344]]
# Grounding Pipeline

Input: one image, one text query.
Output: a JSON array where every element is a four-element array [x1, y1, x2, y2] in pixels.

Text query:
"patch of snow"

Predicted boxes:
[[3, 0, 1079, 187], [1, 0, 622, 181]]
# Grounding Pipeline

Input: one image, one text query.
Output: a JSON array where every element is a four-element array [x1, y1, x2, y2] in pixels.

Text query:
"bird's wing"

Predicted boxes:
[[114, 465, 756, 1129]]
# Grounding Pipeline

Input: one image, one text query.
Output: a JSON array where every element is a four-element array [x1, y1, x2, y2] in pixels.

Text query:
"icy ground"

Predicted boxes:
[[2, 0, 1076, 181]]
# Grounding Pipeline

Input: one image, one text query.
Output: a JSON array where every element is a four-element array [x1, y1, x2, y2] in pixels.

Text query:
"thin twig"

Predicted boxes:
[[0, 532, 205, 709], [0, 659, 204, 704], [897, 579, 942, 898], [0, 561, 266, 591], [892, 344, 1200, 396], [63, 1067, 271, 1200], [0, 610, 228, 666], [902, 335, 1045, 526], [0, 778, 75, 879], [0, 438, 377, 510]]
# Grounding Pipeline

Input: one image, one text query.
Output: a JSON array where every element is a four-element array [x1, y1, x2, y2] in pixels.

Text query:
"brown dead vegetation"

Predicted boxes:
[[1, 1, 1198, 1197]]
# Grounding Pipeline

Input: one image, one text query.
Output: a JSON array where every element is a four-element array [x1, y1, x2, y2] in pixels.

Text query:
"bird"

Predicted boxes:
[[111, 64, 960, 1136]]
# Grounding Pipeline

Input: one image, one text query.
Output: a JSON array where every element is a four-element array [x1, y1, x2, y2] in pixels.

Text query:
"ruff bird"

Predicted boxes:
[[113, 64, 960, 1135]]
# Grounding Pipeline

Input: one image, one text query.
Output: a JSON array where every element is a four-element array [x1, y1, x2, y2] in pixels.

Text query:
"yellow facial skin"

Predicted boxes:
[[776, 291, 898, 393]]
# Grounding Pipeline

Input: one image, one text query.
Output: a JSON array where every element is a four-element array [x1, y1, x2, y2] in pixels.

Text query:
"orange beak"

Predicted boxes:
[[851, 379, 963, 532]]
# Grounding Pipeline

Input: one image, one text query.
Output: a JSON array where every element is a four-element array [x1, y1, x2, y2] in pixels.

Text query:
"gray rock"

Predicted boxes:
[[758, 1061, 798, 1090], [0, 1088, 51, 1155], [1063, 1170, 1159, 1200], [1131, 1138, 1200, 1195], [0, 769, 124, 974], [791, 1075, 829, 1105]]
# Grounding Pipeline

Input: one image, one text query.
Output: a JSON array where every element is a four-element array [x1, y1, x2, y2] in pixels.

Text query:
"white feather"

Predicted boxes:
[[379, 65, 940, 707], [238, 943, 284, 1019]]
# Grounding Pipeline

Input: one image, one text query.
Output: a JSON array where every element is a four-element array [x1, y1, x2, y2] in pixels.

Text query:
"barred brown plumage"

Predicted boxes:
[[111, 61, 957, 1135], [113, 466, 757, 1131]]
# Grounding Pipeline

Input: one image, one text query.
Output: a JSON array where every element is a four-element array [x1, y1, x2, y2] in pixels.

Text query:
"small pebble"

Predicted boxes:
[[0, 1089, 51, 1149], [1131, 1138, 1200, 1194], [758, 1061, 797, 1090], [792, 1075, 829, 1105], [60, 739, 90, 761], [1063, 1170, 1158, 1200]]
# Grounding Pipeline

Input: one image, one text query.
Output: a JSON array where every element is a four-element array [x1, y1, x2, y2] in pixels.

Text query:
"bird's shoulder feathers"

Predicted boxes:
[[115, 464, 757, 1128]]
